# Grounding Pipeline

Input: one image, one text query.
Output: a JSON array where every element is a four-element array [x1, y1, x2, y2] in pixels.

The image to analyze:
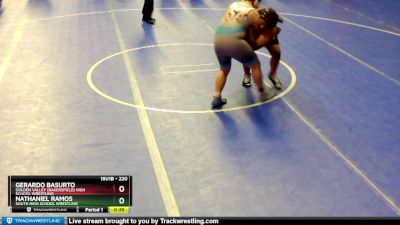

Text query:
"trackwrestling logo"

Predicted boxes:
[[1, 217, 64, 225]]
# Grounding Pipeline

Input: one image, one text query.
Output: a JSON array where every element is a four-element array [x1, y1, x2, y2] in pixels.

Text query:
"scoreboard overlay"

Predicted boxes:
[[8, 176, 132, 213]]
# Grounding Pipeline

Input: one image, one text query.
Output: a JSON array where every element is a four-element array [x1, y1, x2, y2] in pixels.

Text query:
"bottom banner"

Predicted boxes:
[[1, 217, 399, 225], [66, 217, 400, 225]]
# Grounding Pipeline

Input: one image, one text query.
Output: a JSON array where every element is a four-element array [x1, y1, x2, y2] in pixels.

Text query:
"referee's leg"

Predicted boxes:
[[142, 0, 155, 24]]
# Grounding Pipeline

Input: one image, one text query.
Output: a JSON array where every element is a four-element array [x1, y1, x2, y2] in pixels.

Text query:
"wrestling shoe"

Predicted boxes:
[[260, 87, 276, 102], [269, 73, 282, 90], [211, 96, 227, 108], [242, 73, 251, 88]]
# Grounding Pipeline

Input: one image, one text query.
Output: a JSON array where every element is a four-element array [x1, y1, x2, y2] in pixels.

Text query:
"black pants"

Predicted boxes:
[[142, 0, 154, 19]]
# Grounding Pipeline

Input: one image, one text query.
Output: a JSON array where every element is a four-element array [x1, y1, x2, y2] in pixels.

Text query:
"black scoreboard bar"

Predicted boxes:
[[8, 176, 132, 213]]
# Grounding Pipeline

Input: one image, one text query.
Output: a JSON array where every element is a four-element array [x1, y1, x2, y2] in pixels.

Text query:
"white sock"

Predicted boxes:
[[244, 73, 251, 83]]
